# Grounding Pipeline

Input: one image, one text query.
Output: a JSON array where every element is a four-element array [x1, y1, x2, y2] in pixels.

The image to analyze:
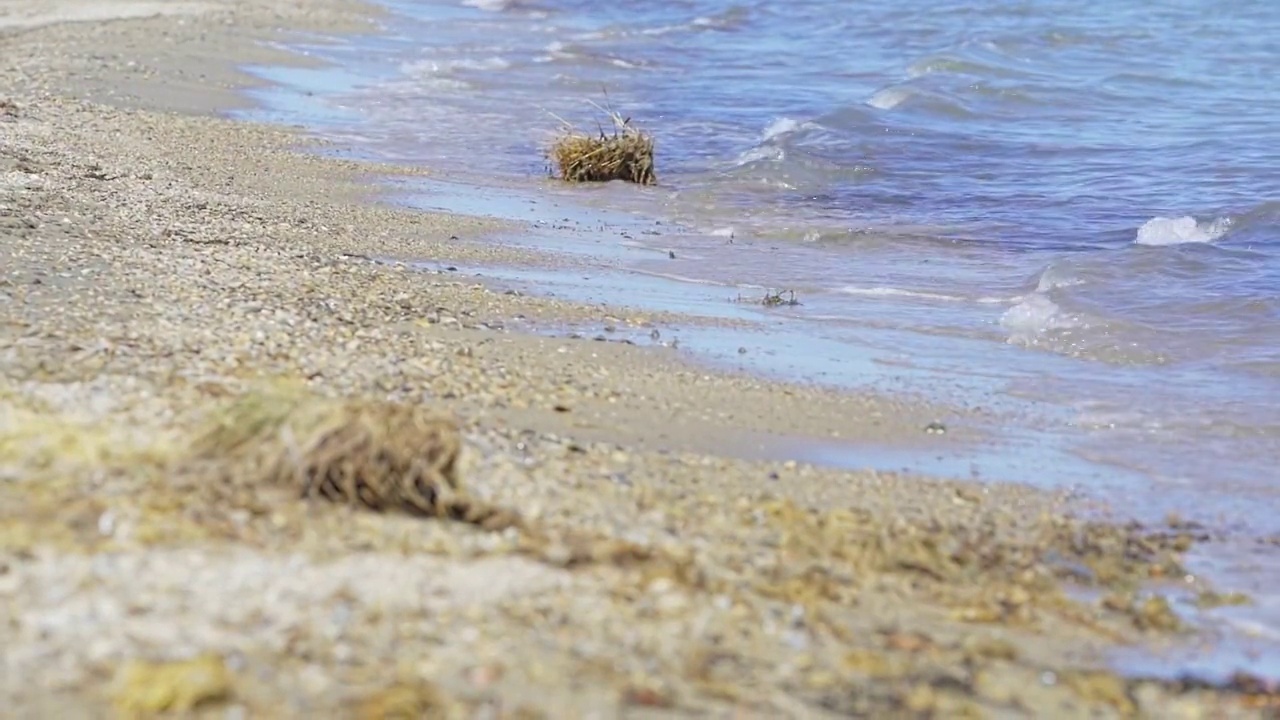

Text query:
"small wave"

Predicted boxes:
[[691, 7, 750, 31], [864, 86, 974, 117], [906, 54, 1020, 80], [637, 23, 693, 37], [734, 145, 784, 165], [631, 269, 735, 288], [635, 10, 748, 37], [1135, 216, 1232, 246], [587, 8, 749, 41], [1000, 294, 1079, 337], [461, 0, 519, 11], [867, 87, 912, 110], [1074, 408, 1148, 431], [837, 286, 966, 303], [731, 117, 816, 166], [401, 57, 511, 77], [1034, 264, 1085, 292], [757, 116, 820, 143], [761, 117, 802, 142], [535, 41, 649, 69], [400, 77, 473, 91]]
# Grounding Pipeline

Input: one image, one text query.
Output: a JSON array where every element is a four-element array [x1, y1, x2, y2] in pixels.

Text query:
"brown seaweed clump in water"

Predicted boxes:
[[548, 102, 656, 186], [188, 383, 483, 521]]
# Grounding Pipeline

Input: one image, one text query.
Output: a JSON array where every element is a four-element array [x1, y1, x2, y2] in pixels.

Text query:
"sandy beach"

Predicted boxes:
[[1, 1, 1276, 717]]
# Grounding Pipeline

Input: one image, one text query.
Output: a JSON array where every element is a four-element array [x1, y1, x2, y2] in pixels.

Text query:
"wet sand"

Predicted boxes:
[[1, 1, 1277, 718]]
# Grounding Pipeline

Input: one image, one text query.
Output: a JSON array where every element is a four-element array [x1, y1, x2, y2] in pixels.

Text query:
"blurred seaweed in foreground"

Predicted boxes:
[[185, 382, 520, 526]]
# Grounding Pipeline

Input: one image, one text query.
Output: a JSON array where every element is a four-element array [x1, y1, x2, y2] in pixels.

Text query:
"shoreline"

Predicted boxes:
[[2, 1, 1278, 717], [231, 0, 1280, 570], [239, 7, 1280, 545]]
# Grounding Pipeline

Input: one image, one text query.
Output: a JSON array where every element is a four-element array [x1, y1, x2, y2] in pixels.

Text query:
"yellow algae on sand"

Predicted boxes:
[[112, 653, 232, 715], [0, 401, 177, 478], [357, 682, 455, 720]]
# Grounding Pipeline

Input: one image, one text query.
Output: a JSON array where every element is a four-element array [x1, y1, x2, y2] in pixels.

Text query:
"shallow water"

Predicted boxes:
[[236, 0, 1280, 677], [249, 0, 1280, 497]]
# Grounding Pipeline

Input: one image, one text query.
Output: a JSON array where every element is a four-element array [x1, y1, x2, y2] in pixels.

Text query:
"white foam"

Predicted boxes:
[[837, 286, 964, 302], [761, 117, 801, 142], [734, 145, 784, 165], [733, 118, 809, 164], [867, 87, 912, 110], [542, 41, 576, 60], [401, 57, 511, 76], [1000, 294, 1077, 336], [631, 269, 733, 288], [1074, 409, 1145, 430], [639, 23, 689, 37], [462, 0, 515, 11], [1134, 216, 1231, 246], [413, 77, 472, 91], [1034, 265, 1084, 292]]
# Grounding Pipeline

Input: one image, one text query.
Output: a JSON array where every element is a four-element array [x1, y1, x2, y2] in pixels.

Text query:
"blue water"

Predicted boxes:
[[237, 0, 1280, 674], [288, 0, 1280, 365], [244, 0, 1280, 502]]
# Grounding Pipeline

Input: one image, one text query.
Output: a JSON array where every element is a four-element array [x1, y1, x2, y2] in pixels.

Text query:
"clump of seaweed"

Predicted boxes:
[[547, 97, 656, 186], [184, 384, 724, 579], [188, 382, 474, 521], [762, 289, 801, 307], [733, 289, 801, 307]]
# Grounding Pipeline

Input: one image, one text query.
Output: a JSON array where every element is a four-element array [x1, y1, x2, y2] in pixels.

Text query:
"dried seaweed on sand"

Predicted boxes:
[[548, 99, 656, 186], [184, 384, 708, 572], [187, 383, 513, 526]]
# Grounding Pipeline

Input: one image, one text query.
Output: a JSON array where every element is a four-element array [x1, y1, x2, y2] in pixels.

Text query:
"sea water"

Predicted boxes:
[[238, 0, 1280, 674]]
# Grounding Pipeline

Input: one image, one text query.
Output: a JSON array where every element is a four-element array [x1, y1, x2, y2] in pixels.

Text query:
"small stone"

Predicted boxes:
[[805, 670, 838, 690], [622, 682, 674, 708], [469, 663, 505, 689], [903, 685, 937, 713], [961, 635, 1018, 661]]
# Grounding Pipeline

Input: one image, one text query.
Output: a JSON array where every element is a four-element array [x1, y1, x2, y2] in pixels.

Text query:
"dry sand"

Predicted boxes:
[[1, 1, 1277, 718]]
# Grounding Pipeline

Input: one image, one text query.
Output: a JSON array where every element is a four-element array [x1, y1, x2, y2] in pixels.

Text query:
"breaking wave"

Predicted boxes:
[[1135, 216, 1232, 246]]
